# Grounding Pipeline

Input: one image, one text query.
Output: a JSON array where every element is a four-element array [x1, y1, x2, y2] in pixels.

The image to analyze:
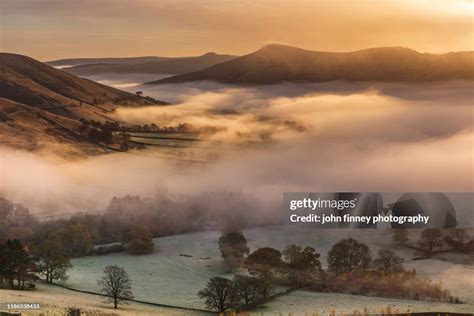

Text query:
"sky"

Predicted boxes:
[[0, 0, 473, 61]]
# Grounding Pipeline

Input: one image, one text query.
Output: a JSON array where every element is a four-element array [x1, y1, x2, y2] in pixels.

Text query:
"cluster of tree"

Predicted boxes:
[[31, 223, 92, 284], [444, 228, 474, 253], [78, 118, 197, 136], [200, 234, 461, 312], [120, 122, 195, 134], [141, 95, 166, 105], [38, 237, 72, 283], [0, 197, 37, 241], [1, 221, 144, 301], [392, 227, 474, 255], [96, 193, 264, 244], [317, 238, 459, 303], [78, 119, 118, 145], [133, 91, 168, 105], [77, 118, 219, 151], [198, 275, 261, 312], [3, 191, 263, 264], [0, 239, 35, 289], [314, 268, 458, 304], [202, 236, 324, 312]]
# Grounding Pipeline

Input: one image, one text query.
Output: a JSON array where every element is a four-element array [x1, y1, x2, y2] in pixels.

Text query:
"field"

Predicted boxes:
[[65, 226, 474, 314], [0, 282, 210, 316], [128, 132, 201, 147]]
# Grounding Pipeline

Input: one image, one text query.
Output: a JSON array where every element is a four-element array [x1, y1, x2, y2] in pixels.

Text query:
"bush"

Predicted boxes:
[[311, 270, 458, 303]]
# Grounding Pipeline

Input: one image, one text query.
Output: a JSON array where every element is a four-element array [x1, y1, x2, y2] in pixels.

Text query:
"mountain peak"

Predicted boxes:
[[257, 43, 300, 52], [201, 52, 218, 57]]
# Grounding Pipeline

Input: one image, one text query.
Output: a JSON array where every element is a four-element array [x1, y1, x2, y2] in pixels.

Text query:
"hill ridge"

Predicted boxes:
[[149, 45, 474, 85]]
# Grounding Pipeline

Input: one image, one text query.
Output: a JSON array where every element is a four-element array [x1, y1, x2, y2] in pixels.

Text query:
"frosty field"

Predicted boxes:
[[66, 226, 474, 314]]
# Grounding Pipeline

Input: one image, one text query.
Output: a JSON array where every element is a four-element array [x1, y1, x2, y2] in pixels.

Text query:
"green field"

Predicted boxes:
[[128, 132, 201, 147]]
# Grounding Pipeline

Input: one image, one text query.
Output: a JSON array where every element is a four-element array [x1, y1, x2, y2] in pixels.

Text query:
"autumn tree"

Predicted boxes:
[[373, 249, 405, 274], [124, 226, 154, 255], [218, 231, 250, 271], [245, 247, 284, 298], [39, 237, 71, 283], [49, 224, 93, 257], [418, 229, 443, 254], [283, 244, 323, 285], [198, 277, 238, 312], [327, 238, 371, 274], [98, 265, 133, 309]]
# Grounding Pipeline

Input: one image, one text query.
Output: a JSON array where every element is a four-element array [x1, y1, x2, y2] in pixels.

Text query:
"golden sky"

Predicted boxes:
[[1, 0, 473, 61]]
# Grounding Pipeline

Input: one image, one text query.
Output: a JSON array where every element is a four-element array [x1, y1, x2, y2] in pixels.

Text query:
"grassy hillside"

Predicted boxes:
[[0, 53, 166, 157], [151, 45, 474, 84]]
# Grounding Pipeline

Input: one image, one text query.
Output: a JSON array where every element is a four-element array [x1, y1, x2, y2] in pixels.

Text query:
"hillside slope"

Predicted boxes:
[[0, 53, 165, 157], [150, 45, 474, 84], [62, 52, 237, 76]]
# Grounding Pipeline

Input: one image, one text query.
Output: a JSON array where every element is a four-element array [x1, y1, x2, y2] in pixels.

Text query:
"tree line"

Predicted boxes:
[[199, 229, 470, 312], [392, 227, 474, 254]]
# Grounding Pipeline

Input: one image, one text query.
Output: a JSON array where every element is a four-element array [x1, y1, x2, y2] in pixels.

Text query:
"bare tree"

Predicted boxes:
[[233, 274, 260, 306], [198, 277, 238, 312], [98, 265, 133, 308]]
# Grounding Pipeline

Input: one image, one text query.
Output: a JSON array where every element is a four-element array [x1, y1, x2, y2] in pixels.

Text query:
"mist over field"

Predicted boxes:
[[0, 80, 472, 214]]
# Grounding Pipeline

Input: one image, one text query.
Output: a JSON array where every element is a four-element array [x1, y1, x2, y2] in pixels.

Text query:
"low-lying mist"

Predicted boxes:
[[1, 79, 472, 216]]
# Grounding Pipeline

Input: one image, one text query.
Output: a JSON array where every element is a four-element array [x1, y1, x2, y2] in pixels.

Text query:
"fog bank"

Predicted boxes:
[[0, 81, 472, 214]]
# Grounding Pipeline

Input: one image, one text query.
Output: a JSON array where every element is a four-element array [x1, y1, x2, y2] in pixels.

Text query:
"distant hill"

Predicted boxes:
[[149, 45, 474, 85], [46, 56, 173, 68], [0, 53, 166, 157], [60, 53, 237, 76]]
